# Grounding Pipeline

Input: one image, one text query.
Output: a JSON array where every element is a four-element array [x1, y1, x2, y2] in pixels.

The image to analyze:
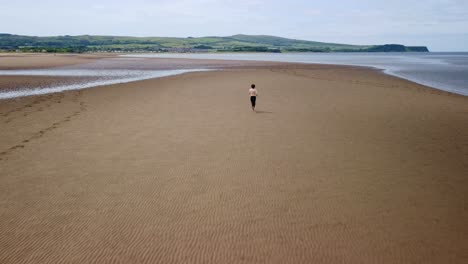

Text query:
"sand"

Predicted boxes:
[[0, 53, 113, 70], [0, 57, 467, 263], [0, 76, 104, 92]]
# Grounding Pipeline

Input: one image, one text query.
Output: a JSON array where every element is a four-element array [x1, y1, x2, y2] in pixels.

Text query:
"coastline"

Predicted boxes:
[[379, 67, 468, 96], [122, 52, 468, 97], [1, 56, 467, 263], [0, 53, 467, 99]]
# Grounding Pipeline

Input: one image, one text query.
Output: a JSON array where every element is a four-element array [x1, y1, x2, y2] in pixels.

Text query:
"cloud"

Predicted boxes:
[[0, 0, 467, 50]]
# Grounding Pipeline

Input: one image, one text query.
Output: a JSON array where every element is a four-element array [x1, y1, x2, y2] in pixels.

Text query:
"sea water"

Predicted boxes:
[[126, 52, 468, 96]]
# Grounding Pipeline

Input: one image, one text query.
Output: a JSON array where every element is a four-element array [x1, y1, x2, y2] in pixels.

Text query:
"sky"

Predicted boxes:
[[1, 0, 467, 51]]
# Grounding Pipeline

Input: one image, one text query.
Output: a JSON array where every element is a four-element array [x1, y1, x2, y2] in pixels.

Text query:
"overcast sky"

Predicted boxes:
[[1, 0, 467, 51]]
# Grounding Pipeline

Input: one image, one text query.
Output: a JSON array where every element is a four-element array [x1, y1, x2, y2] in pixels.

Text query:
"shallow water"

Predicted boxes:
[[126, 52, 468, 96], [0, 69, 210, 99]]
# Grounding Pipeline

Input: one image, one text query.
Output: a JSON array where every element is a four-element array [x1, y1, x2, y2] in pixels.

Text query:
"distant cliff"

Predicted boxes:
[[0, 33, 429, 53], [406, 46, 430, 52], [365, 44, 429, 52]]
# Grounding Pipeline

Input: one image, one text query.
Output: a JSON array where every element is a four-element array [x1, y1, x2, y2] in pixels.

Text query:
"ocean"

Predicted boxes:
[[1, 52, 467, 99], [126, 52, 468, 96]]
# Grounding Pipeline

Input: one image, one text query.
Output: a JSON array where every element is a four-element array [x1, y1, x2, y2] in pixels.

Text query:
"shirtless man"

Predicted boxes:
[[249, 84, 258, 111]]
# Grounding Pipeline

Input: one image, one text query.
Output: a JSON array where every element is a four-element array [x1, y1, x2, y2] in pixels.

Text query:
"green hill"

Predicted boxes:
[[0, 33, 429, 53]]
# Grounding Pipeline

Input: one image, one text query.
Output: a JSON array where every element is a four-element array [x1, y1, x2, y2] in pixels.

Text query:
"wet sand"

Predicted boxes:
[[0, 57, 467, 263], [0, 53, 284, 71], [0, 53, 113, 70]]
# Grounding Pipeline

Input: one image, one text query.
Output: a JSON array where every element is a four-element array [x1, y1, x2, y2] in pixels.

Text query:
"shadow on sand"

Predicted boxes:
[[255, 110, 273, 114]]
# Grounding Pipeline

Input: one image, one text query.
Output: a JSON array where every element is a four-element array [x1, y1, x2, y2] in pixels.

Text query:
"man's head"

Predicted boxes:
[[251, 84, 256, 89]]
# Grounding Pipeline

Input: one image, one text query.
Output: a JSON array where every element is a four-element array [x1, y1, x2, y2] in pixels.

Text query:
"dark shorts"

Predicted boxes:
[[250, 96, 256, 107]]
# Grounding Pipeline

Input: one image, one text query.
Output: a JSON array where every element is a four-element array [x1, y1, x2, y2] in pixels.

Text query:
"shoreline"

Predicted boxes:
[[122, 52, 468, 97], [364, 65, 468, 97], [0, 69, 214, 100], [0, 54, 466, 99]]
